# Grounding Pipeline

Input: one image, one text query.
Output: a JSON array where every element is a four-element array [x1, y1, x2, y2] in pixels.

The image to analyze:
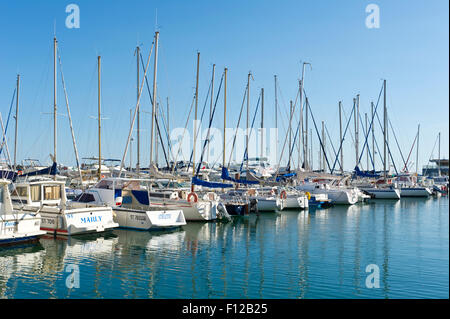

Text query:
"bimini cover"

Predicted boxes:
[[354, 166, 380, 178], [192, 176, 233, 188], [221, 167, 260, 185]]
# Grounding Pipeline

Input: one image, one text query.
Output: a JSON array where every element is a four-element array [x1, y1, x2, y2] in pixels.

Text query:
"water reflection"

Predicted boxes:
[[0, 197, 448, 299]]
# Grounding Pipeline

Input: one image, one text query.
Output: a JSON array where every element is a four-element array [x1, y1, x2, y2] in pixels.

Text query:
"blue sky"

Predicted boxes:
[[0, 0, 448, 172]]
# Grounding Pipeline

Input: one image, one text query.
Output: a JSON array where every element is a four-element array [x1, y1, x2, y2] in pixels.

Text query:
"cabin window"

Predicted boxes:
[[96, 180, 113, 189], [43, 185, 61, 200], [30, 185, 41, 201], [75, 193, 95, 203], [0, 187, 3, 204], [12, 186, 28, 197]]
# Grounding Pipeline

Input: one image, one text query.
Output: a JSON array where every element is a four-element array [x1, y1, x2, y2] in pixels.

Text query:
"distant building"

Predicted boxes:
[[422, 159, 449, 176]]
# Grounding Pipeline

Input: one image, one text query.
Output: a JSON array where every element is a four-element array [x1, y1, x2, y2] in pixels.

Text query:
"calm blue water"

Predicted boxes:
[[1, 196, 448, 299]]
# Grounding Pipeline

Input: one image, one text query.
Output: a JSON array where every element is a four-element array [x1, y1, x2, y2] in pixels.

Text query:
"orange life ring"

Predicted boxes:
[[280, 190, 287, 199], [187, 192, 198, 203]]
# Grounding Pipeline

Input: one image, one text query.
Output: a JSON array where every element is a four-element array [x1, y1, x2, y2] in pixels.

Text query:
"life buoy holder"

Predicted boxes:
[[280, 190, 287, 199], [187, 192, 198, 203], [305, 192, 311, 200]]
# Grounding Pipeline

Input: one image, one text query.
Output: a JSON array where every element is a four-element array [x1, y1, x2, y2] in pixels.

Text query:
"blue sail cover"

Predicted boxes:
[[275, 172, 297, 182], [0, 170, 18, 181], [20, 162, 59, 177], [221, 167, 260, 185], [354, 166, 380, 178], [192, 176, 233, 188]]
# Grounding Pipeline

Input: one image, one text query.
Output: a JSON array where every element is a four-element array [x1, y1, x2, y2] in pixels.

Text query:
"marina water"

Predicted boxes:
[[1, 196, 448, 299]]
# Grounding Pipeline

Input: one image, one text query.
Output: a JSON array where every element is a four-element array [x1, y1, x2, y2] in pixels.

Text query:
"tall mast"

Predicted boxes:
[[339, 101, 343, 174], [192, 51, 200, 184], [298, 80, 303, 171], [260, 88, 264, 160], [299, 62, 310, 170], [289, 100, 292, 168], [371, 101, 375, 172], [208, 64, 215, 164], [246, 72, 250, 173], [223, 68, 227, 178], [155, 102, 159, 166], [365, 112, 368, 171], [322, 121, 326, 172], [129, 109, 133, 169], [416, 124, 420, 174], [383, 80, 387, 179], [136, 46, 140, 174], [97, 55, 102, 181], [167, 97, 170, 165], [150, 31, 159, 167], [274, 75, 278, 161], [14, 74, 19, 170], [355, 94, 360, 168], [53, 37, 57, 169], [438, 131, 441, 176], [305, 94, 308, 170], [310, 128, 313, 170]]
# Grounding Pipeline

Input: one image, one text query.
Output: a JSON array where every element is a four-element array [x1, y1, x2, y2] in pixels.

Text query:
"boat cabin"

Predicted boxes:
[[10, 179, 67, 207]]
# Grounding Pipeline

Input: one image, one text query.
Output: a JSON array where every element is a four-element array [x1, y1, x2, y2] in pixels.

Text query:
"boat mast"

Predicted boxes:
[[383, 80, 387, 179], [365, 112, 368, 171], [371, 101, 375, 172], [298, 80, 302, 171], [304, 89, 308, 170], [289, 100, 292, 168], [339, 101, 343, 174], [136, 46, 140, 174], [208, 64, 215, 165], [260, 87, 264, 160], [14, 74, 19, 171], [274, 75, 278, 160], [223, 67, 227, 180], [310, 128, 313, 170], [53, 37, 57, 177], [155, 102, 159, 166], [354, 95, 359, 169], [299, 62, 310, 171], [438, 132, 441, 176], [416, 124, 420, 174], [246, 72, 251, 173], [97, 55, 102, 181], [150, 31, 159, 167], [167, 97, 170, 165], [322, 121, 326, 172], [192, 51, 200, 190]]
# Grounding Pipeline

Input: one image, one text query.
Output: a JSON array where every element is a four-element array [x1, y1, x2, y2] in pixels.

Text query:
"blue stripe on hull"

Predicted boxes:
[[0, 235, 41, 246]]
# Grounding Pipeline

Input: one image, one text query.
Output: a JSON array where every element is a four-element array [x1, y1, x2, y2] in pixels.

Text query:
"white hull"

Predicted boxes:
[[311, 189, 357, 205], [34, 207, 118, 236], [361, 188, 401, 199], [0, 214, 46, 245], [149, 199, 217, 221], [400, 187, 432, 197], [113, 207, 186, 230], [253, 197, 283, 211], [283, 196, 309, 209]]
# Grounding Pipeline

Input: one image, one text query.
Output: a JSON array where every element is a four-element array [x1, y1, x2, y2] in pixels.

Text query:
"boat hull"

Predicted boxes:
[[36, 207, 119, 236], [283, 196, 309, 210], [0, 214, 46, 246], [361, 188, 401, 199], [400, 187, 432, 197], [113, 207, 186, 230]]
